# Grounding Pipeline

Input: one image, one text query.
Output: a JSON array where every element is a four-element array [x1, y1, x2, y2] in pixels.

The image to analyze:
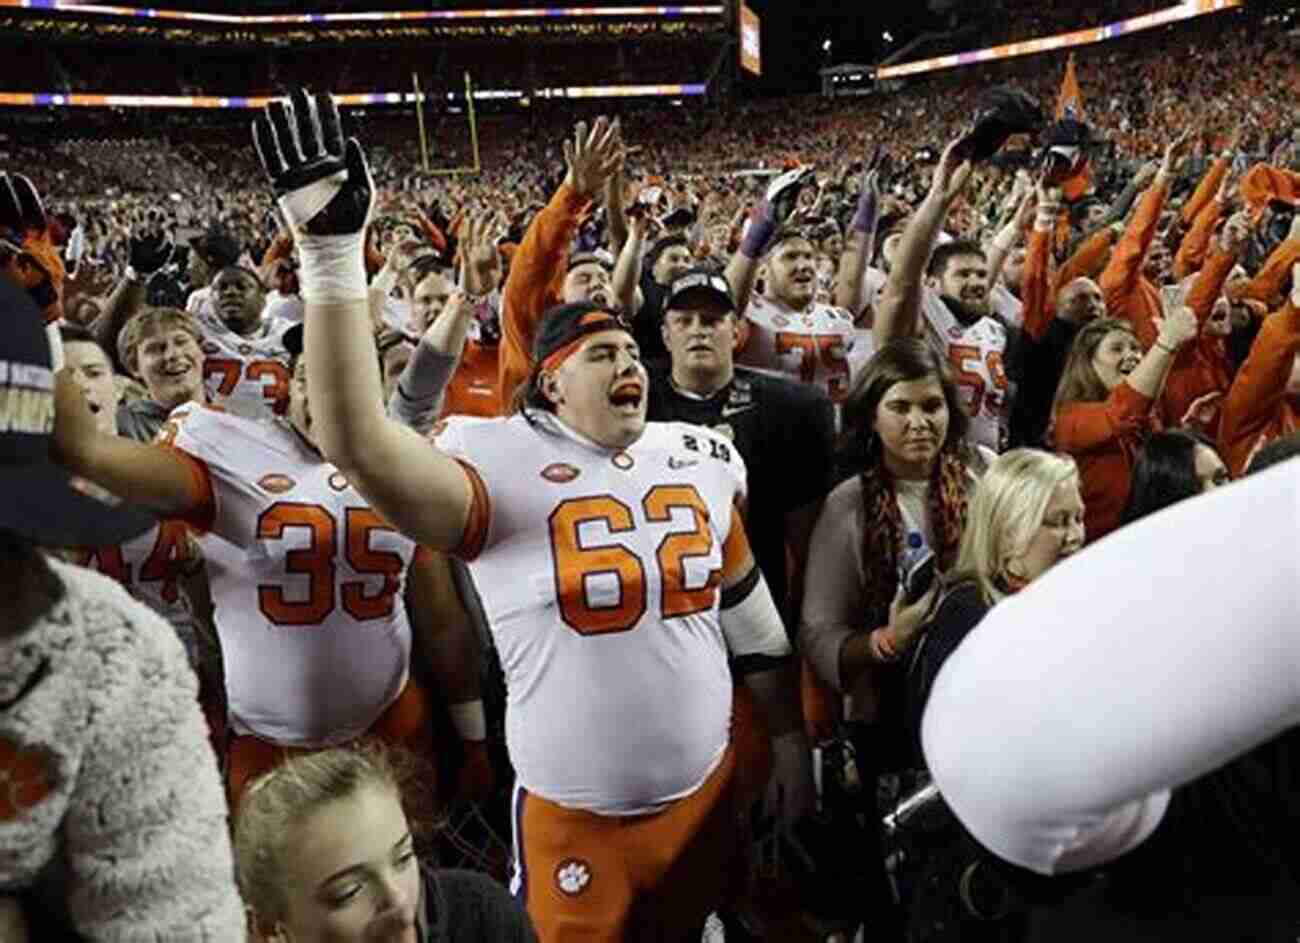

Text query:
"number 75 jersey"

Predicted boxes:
[[160, 403, 421, 747], [433, 412, 749, 815]]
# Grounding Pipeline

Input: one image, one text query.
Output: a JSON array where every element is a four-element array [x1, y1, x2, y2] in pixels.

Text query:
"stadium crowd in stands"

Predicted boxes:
[[4, 2, 1300, 941]]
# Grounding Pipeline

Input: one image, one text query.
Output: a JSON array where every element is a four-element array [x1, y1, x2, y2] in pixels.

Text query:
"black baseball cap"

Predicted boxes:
[[663, 269, 735, 314], [0, 278, 155, 546]]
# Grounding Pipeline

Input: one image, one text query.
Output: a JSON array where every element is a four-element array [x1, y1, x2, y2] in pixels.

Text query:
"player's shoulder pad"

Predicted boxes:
[[162, 400, 255, 454], [426, 412, 506, 460]]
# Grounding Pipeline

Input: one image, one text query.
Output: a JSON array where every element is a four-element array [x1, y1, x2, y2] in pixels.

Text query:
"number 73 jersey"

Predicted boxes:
[[160, 404, 421, 747], [433, 412, 749, 815]]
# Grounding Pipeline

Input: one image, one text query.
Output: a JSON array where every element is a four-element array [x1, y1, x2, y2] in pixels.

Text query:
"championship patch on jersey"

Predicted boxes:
[[555, 858, 592, 896]]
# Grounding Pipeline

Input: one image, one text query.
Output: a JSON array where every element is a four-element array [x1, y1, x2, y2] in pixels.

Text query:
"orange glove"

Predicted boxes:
[[1, 172, 63, 324]]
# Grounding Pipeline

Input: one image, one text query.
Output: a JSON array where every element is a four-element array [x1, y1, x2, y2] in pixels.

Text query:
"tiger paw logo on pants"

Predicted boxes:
[[555, 858, 591, 896]]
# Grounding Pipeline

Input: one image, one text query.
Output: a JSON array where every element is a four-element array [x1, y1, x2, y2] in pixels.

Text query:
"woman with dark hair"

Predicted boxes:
[[1050, 306, 1197, 543], [800, 337, 989, 938], [802, 337, 987, 733], [1120, 428, 1229, 524]]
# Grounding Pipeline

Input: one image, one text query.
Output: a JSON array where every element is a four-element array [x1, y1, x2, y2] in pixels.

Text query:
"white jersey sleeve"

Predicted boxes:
[[922, 461, 1300, 876]]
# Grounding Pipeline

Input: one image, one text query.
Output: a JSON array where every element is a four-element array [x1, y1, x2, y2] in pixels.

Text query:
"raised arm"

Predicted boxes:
[[91, 223, 175, 375], [1021, 189, 1059, 342], [835, 165, 882, 322], [253, 88, 473, 551], [612, 210, 649, 318], [724, 165, 814, 317], [53, 369, 198, 515], [876, 135, 973, 344], [499, 118, 621, 408], [1219, 271, 1300, 476], [984, 180, 1034, 291], [1173, 164, 1231, 279]]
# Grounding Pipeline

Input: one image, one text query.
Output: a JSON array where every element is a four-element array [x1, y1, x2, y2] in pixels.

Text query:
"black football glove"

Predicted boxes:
[[251, 87, 373, 238]]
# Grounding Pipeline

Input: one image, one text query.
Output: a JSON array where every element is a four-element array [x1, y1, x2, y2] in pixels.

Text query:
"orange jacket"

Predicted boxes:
[[1173, 190, 1223, 281], [1054, 382, 1155, 544], [1219, 300, 1300, 476], [1100, 182, 1167, 350], [1180, 156, 1227, 229], [1241, 237, 1300, 308], [1021, 226, 1117, 342], [1159, 247, 1237, 431], [440, 336, 501, 419], [499, 183, 590, 412]]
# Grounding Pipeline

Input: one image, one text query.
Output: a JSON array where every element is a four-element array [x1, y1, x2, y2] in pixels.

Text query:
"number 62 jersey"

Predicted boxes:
[[432, 411, 749, 816], [160, 404, 421, 747]]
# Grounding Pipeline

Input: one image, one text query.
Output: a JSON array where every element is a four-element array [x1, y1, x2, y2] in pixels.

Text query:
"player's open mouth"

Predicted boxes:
[[87, 401, 102, 414], [609, 381, 643, 411], [1118, 357, 1139, 374], [162, 364, 193, 378]]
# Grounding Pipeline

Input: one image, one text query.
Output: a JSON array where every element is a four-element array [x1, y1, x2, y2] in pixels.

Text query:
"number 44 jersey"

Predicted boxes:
[[433, 411, 749, 816], [160, 403, 421, 747]]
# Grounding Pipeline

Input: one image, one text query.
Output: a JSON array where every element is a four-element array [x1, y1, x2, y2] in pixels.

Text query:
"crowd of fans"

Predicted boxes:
[[4, 2, 1300, 941]]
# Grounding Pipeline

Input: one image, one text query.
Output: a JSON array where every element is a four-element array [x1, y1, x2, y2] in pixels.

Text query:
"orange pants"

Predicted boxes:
[[510, 745, 741, 943], [224, 676, 438, 811]]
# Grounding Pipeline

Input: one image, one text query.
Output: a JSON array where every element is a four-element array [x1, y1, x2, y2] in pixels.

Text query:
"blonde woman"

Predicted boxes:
[[236, 746, 535, 943], [907, 448, 1085, 752]]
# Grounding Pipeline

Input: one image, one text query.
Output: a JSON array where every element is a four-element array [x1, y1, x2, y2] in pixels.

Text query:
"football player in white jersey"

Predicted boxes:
[[195, 264, 296, 421], [252, 87, 813, 940], [877, 136, 1014, 453], [52, 322, 490, 807], [55, 325, 217, 682]]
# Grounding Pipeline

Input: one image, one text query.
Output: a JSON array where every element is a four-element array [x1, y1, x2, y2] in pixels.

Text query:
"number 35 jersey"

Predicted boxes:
[[162, 404, 420, 746], [433, 412, 749, 815]]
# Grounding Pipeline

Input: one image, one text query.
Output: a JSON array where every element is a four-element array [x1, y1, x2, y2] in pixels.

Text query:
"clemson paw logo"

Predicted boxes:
[[555, 858, 591, 896]]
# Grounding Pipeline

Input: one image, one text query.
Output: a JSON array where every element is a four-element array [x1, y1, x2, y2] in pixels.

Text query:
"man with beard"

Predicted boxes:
[[877, 135, 1012, 453]]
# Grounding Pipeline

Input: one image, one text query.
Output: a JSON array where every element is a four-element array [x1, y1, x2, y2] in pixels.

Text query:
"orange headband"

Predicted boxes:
[[540, 312, 624, 373]]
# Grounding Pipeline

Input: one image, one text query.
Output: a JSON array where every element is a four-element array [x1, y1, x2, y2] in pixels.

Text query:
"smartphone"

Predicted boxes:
[[902, 549, 937, 605]]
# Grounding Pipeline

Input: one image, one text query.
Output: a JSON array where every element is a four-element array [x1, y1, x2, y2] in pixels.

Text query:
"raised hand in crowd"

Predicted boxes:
[[127, 209, 174, 277], [1156, 129, 1194, 185], [0, 171, 64, 332], [562, 116, 623, 202], [460, 209, 502, 299]]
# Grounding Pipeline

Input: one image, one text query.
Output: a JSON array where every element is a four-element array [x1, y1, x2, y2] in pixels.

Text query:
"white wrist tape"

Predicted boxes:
[[720, 572, 791, 660], [278, 172, 347, 230], [448, 700, 487, 742], [295, 231, 369, 305]]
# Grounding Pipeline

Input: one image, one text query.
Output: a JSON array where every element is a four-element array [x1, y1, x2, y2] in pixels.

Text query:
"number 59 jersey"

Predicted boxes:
[[433, 412, 748, 815], [921, 289, 1011, 453], [161, 404, 421, 747]]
